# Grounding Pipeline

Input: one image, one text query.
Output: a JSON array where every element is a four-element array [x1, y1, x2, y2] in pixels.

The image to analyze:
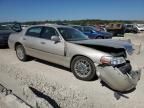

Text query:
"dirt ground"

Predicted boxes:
[[0, 33, 144, 108]]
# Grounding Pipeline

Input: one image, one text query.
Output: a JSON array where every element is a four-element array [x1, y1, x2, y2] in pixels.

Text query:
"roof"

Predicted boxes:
[[28, 24, 71, 29]]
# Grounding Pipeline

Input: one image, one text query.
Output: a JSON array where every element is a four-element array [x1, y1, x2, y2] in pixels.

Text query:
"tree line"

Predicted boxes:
[[0, 19, 144, 26]]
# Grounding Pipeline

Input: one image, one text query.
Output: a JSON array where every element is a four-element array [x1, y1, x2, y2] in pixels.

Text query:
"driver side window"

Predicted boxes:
[[40, 27, 59, 40]]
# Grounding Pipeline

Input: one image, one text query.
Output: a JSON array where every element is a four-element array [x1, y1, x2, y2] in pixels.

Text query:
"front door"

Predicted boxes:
[[37, 27, 65, 64]]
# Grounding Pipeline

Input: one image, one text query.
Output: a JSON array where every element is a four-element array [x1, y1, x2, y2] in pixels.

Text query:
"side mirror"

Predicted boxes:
[[91, 30, 95, 33], [51, 36, 60, 42]]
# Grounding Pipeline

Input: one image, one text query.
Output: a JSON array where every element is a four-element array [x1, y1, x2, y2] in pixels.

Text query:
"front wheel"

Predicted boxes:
[[16, 45, 28, 61], [96, 36, 103, 39], [71, 56, 96, 81]]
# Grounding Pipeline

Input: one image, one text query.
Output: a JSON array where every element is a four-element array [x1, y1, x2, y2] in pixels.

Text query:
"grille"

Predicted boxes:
[[111, 51, 126, 58], [115, 61, 132, 74]]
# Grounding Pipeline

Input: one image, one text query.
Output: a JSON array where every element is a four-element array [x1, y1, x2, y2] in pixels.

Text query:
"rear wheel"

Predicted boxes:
[[16, 44, 28, 61], [71, 56, 96, 81]]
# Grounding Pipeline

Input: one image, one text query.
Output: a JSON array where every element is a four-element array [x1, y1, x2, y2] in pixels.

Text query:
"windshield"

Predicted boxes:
[[58, 27, 88, 41], [137, 25, 144, 28], [88, 26, 100, 32], [72, 26, 83, 32]]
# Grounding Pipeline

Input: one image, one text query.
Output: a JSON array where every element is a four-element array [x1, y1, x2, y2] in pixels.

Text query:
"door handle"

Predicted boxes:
[[40, 42, 46, 44]]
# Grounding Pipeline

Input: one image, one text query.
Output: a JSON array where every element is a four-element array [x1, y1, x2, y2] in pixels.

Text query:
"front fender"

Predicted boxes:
[[66, 42, 110, 64]]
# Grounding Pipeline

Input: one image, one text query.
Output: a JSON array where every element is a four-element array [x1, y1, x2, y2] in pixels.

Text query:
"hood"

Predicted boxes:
[[70, 39, 134, 55]]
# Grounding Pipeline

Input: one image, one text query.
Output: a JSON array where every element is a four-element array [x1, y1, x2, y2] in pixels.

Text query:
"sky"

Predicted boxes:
[[0, 0, 144, 22]]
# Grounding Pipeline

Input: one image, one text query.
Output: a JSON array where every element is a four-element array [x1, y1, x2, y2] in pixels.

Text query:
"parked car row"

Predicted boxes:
[[6, 24, 141, 92], [1, 22, 143, 47], [71, 25, 113, 39], [124, 24, 144, 33], [94, 23, 144, 36]]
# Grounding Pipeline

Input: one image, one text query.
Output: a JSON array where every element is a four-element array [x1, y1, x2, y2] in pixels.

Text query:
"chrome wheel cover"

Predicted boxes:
[[16, 46, 24, 60], [74, 59, 92, 78]]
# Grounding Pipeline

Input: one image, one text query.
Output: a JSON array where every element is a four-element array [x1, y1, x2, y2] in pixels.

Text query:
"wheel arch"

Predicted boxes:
[[70, 54, 98, 81], [15, 42, 22, 50], [70, 54, 94, 70]]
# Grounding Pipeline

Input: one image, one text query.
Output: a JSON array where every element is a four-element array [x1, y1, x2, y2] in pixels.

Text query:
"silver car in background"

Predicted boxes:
[[8, 24, 141, 92]]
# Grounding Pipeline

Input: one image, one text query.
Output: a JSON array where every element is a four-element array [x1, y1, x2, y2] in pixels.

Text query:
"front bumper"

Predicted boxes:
[[96, 62, 141, 91]]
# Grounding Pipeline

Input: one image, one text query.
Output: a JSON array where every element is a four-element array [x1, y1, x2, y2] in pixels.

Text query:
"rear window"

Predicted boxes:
[[25, 27, 42, 37], [40, 27, 59, 40]]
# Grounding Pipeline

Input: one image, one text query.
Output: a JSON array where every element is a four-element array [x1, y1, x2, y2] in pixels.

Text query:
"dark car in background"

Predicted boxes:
[[71, 25, 112, 39], [0, 25, 14, 46], [0, 23, 22, 47]]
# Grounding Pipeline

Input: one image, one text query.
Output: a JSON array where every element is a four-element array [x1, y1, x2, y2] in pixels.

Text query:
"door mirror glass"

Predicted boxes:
[[51, 36, 60, 42], [91, 30, 96, 33]]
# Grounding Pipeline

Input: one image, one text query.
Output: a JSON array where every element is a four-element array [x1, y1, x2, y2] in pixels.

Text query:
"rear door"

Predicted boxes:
[[22, 26, 43, 56]]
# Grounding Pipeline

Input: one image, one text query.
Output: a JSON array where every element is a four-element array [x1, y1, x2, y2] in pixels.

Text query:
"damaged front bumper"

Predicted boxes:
[[95, 62, 141, 92]]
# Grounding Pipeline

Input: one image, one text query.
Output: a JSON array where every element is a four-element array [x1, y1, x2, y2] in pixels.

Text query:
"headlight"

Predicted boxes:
[[100, 56, 126, 65]]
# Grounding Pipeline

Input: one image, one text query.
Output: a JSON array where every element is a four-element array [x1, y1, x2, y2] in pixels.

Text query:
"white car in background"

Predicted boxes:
[[135, 24, 144, 31]]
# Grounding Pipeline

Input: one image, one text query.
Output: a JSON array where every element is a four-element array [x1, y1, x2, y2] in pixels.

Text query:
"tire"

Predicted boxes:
[[16, 44, 28, 61], [110, 31, 115, 36], [71, 56, 96, 81], [96, 36, 103, 39], [133, 29, 138, 33]]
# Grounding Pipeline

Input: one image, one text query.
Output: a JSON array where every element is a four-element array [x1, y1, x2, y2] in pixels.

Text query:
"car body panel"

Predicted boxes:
[[24, 36, 66, 66], [70, 39, 134, 55], [97, 65, 141, 91], [66, 42, 111, 66]]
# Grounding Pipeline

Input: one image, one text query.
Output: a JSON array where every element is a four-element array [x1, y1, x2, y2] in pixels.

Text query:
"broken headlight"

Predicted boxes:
[[100, 56, 126, 66]]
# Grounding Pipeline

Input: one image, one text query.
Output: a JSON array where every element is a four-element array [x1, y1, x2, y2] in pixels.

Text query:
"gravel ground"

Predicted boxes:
[[0, 33, 144, 108], [0, 94, 30, 108]]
